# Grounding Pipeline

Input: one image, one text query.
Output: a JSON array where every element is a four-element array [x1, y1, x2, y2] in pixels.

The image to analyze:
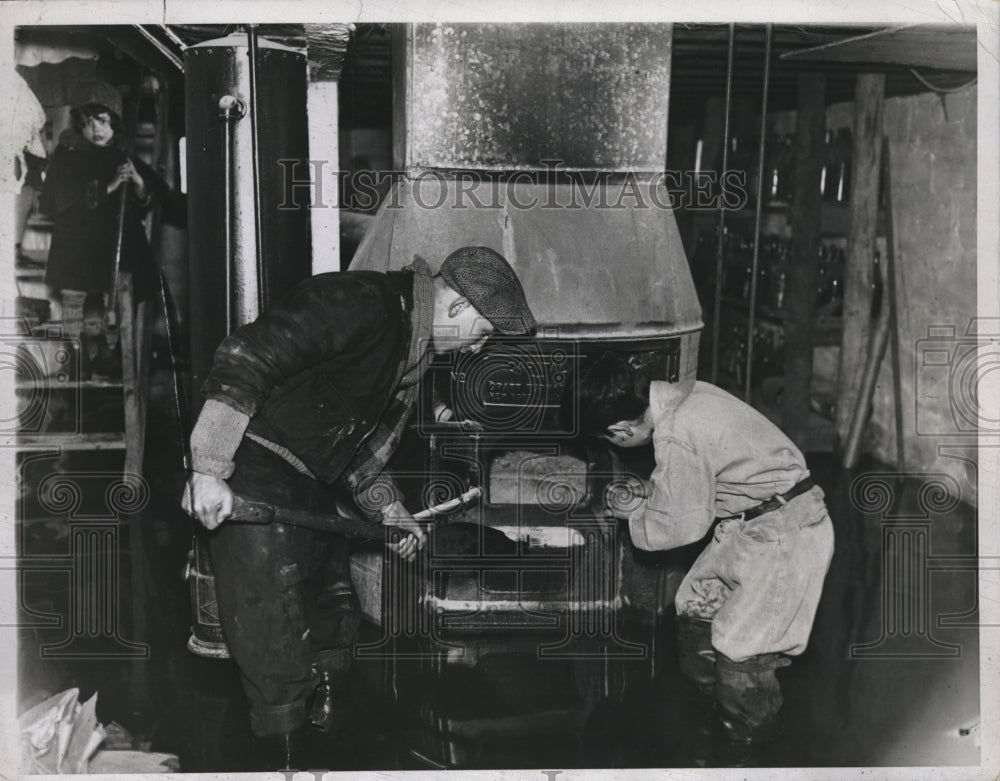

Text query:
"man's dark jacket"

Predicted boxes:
[[201, 269, 420, 493]]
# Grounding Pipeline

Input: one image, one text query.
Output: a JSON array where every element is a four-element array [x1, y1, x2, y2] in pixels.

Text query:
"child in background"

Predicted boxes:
[[573, 352, 834, 745], [39, 81, 161, 337], [79, 294, 122, 381]]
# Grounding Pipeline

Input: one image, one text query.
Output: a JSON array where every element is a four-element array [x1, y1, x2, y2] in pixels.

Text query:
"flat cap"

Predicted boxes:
[[439, 246, 536, 335]]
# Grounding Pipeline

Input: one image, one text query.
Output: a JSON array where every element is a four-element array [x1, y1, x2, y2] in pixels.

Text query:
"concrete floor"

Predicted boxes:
[[16, 398, 981, 772]]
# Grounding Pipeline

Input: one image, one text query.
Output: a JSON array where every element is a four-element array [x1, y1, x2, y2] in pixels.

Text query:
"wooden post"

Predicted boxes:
[[835, 74, 885, 446], [881, 137, 906, 471], [118, 274, 149, 707], [120, 274, 143, 480], [391, 25, 411, 172], [133, 299, 154, 459], [304, 25, 351, 273], [783, 72, 826, 447], [843, 255, 891, 467]]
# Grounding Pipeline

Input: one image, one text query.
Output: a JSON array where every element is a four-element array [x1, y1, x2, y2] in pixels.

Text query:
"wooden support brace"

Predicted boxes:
[[134, 299, 154, 458], [836, 73, 886, 447], [782, 72, 826, 447], [117, 273, 150, 707]]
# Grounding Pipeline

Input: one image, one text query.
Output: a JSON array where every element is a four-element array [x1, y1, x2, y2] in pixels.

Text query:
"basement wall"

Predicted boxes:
[[772, 84, 978, 505], [871, 85, 978, 507]]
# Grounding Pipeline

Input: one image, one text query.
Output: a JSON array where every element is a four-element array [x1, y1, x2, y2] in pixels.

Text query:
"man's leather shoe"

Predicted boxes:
[[308, 670, 352, 733]]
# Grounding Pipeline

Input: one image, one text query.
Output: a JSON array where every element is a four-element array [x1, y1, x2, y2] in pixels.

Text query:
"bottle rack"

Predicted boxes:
[[691, 219, 847, 390], [728, 126, 855, 210]]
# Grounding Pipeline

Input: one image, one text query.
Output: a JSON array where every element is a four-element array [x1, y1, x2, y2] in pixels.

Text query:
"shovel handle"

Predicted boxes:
[[228, 486, 483, 540], [230, 495, 277, 525]]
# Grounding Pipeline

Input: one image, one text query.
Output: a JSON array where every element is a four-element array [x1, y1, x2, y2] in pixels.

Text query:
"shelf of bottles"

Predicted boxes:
[[688, 125, 865, 390], [729, 126, 854, 208], [694, 229, 846, 316], [693, 228, 847, 387]]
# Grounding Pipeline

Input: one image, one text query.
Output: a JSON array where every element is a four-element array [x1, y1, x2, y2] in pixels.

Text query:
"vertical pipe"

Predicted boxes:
[[221, 105, 233, 332], [744, 24, 772, 403], [246, 25, 268, 311], [710, 24, 736, 385], [218, 94, 246, 332]]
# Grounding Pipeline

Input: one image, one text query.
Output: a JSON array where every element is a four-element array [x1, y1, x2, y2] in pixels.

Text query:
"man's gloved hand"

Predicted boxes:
[[182, 472, 234, 531], [380, 500, 427, 562]]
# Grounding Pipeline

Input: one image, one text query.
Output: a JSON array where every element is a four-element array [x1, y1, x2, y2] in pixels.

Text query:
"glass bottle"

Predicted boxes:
[[820, 130, 835, 200], [770, 240, 788, 310], [835, 128, 853, 202], [815, 244, 830, 307], [780, 134, 796, 201], [755, 236, 770, 306], [766, 134, 782, 203], [830, 246, 845, 303], [740, 233, 754, 301]]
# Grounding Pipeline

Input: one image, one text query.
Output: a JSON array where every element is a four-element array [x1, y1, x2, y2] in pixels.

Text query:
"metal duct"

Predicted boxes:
[[353, 178, 702, 341]]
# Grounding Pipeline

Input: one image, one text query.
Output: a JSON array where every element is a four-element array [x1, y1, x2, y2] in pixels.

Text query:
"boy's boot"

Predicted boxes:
[[676, 615, 715, 697], [714, 652, 790, 745], [671, 616, 718, 763]]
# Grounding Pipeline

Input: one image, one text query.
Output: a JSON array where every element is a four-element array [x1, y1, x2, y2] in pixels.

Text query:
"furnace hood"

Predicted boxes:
[[350, 176, 702, 340], [349, 23, 701, 341]]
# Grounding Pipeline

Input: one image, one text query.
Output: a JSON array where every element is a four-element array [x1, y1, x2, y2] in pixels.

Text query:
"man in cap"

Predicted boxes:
[[182, 246, 535, 764]]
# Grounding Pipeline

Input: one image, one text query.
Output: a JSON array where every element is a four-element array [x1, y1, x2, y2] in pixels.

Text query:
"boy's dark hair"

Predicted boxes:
[[70, 103, 124, 141], [569, 351, 651, 439]]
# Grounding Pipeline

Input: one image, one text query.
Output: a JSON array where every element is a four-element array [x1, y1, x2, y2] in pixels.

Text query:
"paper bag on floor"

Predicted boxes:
[[19, 688, 105, 774], [20, 688, 181, 774], [62, 693, 104, 773]]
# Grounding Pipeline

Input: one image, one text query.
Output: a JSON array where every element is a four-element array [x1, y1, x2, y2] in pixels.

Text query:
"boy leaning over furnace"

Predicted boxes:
[[574, 352, 834, 744]]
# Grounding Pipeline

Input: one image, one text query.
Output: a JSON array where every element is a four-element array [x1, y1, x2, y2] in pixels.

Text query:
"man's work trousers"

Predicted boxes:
[[209, 439, 362, 737]]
